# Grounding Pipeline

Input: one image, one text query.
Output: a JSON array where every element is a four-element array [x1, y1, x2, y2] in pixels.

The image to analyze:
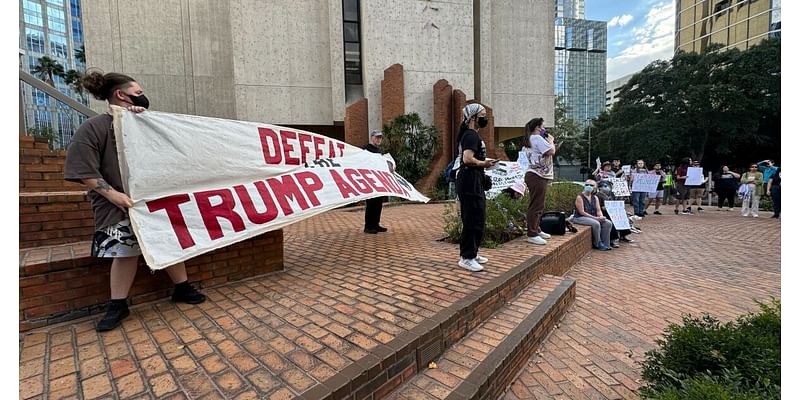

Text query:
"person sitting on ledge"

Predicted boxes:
[[571, 179, 613, 251]]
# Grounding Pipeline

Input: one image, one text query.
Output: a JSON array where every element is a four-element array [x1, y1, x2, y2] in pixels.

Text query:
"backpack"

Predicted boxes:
[[540, 211, 567, 235]]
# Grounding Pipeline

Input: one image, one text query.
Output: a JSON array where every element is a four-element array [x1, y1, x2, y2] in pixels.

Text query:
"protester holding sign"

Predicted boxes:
[[363, 130, 388, 234], [611, 158, 625, 177], [64, 71, 206, 332], [520, 117, 557, 246], [455, 104, 495, 272], [571, 180, 613, 250], [686, 160, 707, 213], [645, 163, 668, 215], [629, 160, 649, 219], [673, 158, 692, 215], [594, 161, 615, 181], [596, 181, 633, 247]]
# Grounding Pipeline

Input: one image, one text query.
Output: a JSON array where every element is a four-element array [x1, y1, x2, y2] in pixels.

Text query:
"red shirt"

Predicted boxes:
[[676, 166, 688, 183]]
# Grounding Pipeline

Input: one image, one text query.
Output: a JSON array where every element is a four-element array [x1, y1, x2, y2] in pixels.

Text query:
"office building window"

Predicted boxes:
[[32, 88, 49, 106], [47, 6, 66, 32], [342, 0, 362, 104], [50, 33, 69, 59], [23, 0, 44, 26], [46, 0, 63, 5], [26, 28, 45, 53], [70, 0, 80, 17], [72, 20, 83, 43]]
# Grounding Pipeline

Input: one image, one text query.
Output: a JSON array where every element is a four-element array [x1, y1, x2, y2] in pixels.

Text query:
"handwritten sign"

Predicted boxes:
[[485, 161, 526, 199], [631, 173, 660, 193], [609, 177, 630, 197], [605, 200, 631, 231]]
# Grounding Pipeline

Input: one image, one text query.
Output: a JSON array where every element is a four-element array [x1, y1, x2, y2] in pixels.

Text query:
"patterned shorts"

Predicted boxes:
[[92, 219, 142, 258]]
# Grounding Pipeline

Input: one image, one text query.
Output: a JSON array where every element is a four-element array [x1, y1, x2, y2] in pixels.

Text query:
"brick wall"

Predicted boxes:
[[19, 231, 283, 331], [20, 192, 94, 248], [19, 135, 85, 193]]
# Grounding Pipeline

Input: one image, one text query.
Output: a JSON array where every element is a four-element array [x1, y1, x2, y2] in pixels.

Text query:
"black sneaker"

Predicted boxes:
[[674, 209, 679, 215], [96, 306, 130, 332], [172, 283, 207, 304], [364, 228, 378, 234], [654, 210, 662, 215], [682, 210, 692, 215], [698, 207, 704, 211], [376, 226, 388, 232], [643, 211, 648, 216]]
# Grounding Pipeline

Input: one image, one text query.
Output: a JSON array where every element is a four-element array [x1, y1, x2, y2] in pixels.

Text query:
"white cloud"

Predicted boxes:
[[607, 2, 675, 81], [608, 14, 634, 27]]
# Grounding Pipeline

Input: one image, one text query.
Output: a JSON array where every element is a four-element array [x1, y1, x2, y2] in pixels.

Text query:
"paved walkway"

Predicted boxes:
[[502, 209, 781, 399], [19, 203, 781, 399]]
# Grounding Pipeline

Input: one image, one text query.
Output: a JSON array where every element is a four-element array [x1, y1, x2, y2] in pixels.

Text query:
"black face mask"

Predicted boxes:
[[125, 92, 150, 109], [477, 116, 488, 128]]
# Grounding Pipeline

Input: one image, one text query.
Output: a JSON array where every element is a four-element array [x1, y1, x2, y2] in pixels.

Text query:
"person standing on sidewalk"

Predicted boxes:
[[740, 163, 764, 217], [766, 167, 780, 218], [712, 165, 740, 211], [757, 159, 779, 193], [64, 70, 206, 332], [629, 159, 649, 219], [363, 130, 388, 234], [520, 117, 557, 246], [645, 162, 667, 215], [455, 104, 495, 272], [674, 158, 692, 214]]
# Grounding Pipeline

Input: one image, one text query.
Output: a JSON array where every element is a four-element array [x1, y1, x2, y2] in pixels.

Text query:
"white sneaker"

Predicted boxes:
[[631, 215, 642, 221], [752, 214, 759, 218], [475, 255, 488, 264], [458, 258, 484, 272], [538, 232, 552, 239], [527, 236, 547, 245]]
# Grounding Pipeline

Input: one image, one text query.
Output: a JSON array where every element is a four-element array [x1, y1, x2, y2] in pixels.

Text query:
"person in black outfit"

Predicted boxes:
[[364, 130, 388, 234], [767, 167, 780, 218], [712, 165, 741, 211], [455, 104, 496, 272]]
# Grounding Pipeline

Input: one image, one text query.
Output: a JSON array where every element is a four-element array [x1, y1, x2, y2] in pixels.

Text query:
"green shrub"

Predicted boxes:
[[381, 113, 440, 185], [640, 299, 780, 400], [442, 180, 581, 246]]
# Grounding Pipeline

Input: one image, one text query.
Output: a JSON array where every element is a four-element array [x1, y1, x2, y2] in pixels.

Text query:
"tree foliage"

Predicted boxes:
[[588, 39, 780, 170], [31, 56, 65, 87], [381, 113, 440, 185], [549, 95, 585, 164]]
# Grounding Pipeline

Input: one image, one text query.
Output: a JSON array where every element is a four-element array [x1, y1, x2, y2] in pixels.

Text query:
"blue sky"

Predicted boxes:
[[585, 0, 676, 82]]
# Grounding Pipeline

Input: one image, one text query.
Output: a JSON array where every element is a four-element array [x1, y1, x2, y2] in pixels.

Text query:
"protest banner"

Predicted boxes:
[[113, 107, 429, 269], [686, 167, 705, 186], [631, 173, 660, 193], [605, 200, 631, 230], [486, 161, 526, 199], [609, 177, 630, 197]]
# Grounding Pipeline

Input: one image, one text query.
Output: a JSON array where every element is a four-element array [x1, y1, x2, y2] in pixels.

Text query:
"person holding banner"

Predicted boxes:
[[594, 161, 615, 181], [629, 160, 649, 219], [363, 130, 388, 234], [646, 163, 668, 215], [520, 117, 557, 246], [740, 164, 764, 217], [64, 71, 206, 332], [571, 180, 613, 250], [455, 104, 496, 272]]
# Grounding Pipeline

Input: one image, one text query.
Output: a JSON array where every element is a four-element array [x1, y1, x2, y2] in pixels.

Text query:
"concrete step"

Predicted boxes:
[[384, 275, 576, 400]]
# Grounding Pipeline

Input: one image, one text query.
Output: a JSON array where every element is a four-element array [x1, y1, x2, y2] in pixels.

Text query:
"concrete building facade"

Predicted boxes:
[[81, 0, 555, 141], [675, 0, 781, 53], [605, 73, 633, 109]]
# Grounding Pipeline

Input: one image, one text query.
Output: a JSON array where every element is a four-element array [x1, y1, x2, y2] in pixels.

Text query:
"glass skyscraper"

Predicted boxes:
[[675, 0, 781, 53], [20, 0, 87, 148], [554, 0, 607, 127]]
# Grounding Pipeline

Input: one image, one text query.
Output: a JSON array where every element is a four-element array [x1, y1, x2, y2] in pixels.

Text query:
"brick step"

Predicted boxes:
[[385, 275, 575, 400]]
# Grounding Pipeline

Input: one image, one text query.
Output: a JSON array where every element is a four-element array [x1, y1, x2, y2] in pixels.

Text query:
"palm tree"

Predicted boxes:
[[31, 56, 65, 86], [75, 45, 85, 65], [63, 69, 84, 98]]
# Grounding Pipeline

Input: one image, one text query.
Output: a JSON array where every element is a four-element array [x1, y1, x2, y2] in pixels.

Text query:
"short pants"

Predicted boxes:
[[648, 190, 664, 199], [92, 219, 142, 258]]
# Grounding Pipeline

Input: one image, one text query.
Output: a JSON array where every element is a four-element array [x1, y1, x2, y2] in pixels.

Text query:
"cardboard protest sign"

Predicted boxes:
[[486, 161, 526, 199], [113, 107, 428, 269], [621, 165, 631, 176], [631, 173, 660, 193], [609, 177, 630, 197], [686, 167, 705, 186], [605, 200, 631, 231]]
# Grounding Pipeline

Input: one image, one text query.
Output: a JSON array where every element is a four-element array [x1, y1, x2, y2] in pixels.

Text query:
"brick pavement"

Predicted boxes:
[[19, 203, 586, 399], [502, 210, 781, 400]]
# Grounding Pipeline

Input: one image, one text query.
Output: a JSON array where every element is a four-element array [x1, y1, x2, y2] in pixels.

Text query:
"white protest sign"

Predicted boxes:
[[609, 177, 630, 197], [631, 173, 660, 193], [605, 201, 631, 231], [686, 167, 704, 186], [621, 165, 631, 176], [486, 161, 526, 199], [595, 157, 602, 169], [113, 107, 429, 269]]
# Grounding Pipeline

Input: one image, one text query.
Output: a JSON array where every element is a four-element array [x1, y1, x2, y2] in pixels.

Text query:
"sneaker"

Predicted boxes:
[[686, 207, 692, 213], [682, 210, 692, 215], [643, 211, 648, 216], [698, 207, 704, 211], [376, 226, 388, 232], [538, 231, 552, 239], [172, 283, 207, 304], [96, 306, 130, 332], [653, 211, 662, 215], [458, 258, 484, 272], [364, 228, 378, 234], [620, 236, 635, 243], [475, 255, 488, 264], [728, 208, 734, 212], [630, 227, 642, 234], [674, 209, 679, 215], [611, 240, 620, 248], [596, 244, 611, 251], [527, 235, 547, 245], [752, 214, 759, 218], [631, 215, 642, 221]]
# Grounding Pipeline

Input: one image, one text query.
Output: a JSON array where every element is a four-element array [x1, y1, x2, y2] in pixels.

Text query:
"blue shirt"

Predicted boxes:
[[757, 161, 778, 183]]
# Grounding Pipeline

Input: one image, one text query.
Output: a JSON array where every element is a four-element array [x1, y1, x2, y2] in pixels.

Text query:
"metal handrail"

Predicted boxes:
[[19, 69, 98, 117]]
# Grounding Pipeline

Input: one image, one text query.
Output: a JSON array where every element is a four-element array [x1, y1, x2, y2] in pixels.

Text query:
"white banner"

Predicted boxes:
[[609, 177, 630, 197], [686, 167, 704, 186], [631, 173, 660, 193], [486, 161, 526, 199], [605, 201, 631, 231], [621, 165, 631, 176], [113, 107, 429, 269]]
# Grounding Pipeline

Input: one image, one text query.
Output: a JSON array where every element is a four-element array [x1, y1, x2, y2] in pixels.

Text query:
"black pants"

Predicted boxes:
[[771, 186, 780, 216], [459, 195, 486, 259], [364, 196, 385, 229], [717, 188, 736, 208]]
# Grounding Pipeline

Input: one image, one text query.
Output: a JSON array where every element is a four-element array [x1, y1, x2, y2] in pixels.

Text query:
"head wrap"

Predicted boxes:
[[462, 103, 485, 123]]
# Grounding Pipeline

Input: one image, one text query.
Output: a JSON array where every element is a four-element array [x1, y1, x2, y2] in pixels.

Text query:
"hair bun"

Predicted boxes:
[[82, 68, 107, 100]]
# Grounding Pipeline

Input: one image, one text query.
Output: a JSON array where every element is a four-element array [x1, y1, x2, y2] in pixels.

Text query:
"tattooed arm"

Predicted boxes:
[[81, 178, 134, 209]]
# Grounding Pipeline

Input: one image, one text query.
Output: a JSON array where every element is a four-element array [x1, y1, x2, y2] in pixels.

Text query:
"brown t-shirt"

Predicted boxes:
[[64, 113, 128, 231]]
